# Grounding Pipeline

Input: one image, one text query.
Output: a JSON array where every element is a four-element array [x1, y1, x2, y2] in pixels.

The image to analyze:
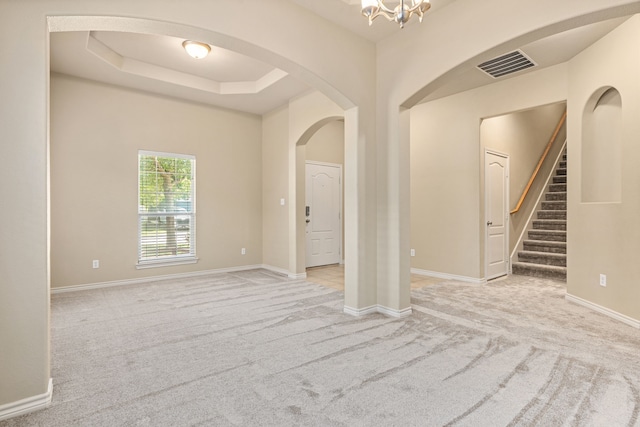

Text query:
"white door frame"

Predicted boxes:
[[484, 149, 510, 280], [305, 160, 343, 267]]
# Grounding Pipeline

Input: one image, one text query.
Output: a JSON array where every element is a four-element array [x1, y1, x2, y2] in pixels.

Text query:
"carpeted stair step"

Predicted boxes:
[[545, 192, 566, 201], [523, 240, 566, 254], [517, 250, 566, 267], [549, 183, 567, 192], [532, 220, 566, 231], [512, 262, 566, 281], [515, 148, 568, 282], [538, 210, 566, 220], [528, 229, 566, 242], [541, 201, 567, 210]]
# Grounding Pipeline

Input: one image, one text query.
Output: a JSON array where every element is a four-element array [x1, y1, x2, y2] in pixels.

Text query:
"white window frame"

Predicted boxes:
[[137, 150, 197, 268]]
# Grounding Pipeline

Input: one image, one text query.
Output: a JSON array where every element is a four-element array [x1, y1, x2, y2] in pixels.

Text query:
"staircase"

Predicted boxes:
[[512, 151, 567, 281]]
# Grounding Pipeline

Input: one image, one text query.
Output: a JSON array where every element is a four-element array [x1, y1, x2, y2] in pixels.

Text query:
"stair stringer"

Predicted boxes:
[[509, 139, 567, 272]]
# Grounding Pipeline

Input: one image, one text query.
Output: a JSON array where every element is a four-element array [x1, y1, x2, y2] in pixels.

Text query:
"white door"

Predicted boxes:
[[306, 162, 342, 267], [485, 150, 509, 280]]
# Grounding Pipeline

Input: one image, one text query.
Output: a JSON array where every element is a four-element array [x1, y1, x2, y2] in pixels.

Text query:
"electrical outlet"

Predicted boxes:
[[241, 248, 246, 255], [599, 274, 606, 287], [280, 198, 285, 206], [410, 249, 416, 257], [92, 260, 99, 269]]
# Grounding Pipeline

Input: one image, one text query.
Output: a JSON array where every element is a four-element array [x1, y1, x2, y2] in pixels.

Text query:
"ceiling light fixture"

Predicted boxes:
[[182, 40, 211, 59], [361, 0, 431, 28]]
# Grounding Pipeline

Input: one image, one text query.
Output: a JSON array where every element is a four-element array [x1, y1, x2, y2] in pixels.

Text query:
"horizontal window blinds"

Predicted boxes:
[[138, 151, 196, 264]]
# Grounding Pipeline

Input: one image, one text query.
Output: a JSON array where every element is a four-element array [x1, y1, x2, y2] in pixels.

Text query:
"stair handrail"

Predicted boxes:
[[510, 109, 567, 215]]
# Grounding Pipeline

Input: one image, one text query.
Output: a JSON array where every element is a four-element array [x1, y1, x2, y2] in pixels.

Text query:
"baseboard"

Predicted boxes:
[[411, 268, 486, 285], [260, 265, 306, 279], [51, 265, 265, 294], [344, 305, 412, 318], [344, 305, 379, 317], [0, 378, 52, 421], [565, 294, 640, 329], [377, 305, 413, 318]]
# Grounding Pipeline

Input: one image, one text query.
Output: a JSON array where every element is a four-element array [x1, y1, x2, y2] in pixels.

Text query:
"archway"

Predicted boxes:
[[295, 116, 345, 277]]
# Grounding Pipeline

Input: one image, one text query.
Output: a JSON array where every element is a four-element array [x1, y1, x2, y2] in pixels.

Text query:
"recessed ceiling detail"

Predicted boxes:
[[476, 50, 537, 79], [85, 32, 288, 95]]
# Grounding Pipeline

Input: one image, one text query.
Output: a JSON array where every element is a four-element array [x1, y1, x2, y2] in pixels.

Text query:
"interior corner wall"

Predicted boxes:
[[567, 15, 640, 322], [481, 102, 567, 251], [262, 105, 290, 271], [50, 74, 263, 288], [410, 64, 567, 280]]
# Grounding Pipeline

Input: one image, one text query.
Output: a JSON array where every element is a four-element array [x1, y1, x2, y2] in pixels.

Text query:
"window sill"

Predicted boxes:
[[136, 257, 199, 270]]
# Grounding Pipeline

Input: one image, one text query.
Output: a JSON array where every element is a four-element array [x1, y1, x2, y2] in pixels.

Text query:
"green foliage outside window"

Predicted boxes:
[[138, 153, 195, 260]]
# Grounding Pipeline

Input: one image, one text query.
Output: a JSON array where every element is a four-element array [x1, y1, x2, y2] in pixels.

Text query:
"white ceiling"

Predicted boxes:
[[49, 2, 629, 115]]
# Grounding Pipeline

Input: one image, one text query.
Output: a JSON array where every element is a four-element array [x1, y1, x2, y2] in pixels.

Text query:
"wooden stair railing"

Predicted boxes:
[[510, 110, 567, 215]]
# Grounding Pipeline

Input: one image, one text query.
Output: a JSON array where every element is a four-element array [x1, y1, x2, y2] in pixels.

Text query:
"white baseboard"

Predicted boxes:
[[344, 305, 379, 317], [0, 378, 52, 421], [377, 305, 413, 318], [344, 304, 412, 318], [260, 265, 306, 279], [411, 268, 486, 285], [52, 264, 266, 294], [566, 293, 640, 329]]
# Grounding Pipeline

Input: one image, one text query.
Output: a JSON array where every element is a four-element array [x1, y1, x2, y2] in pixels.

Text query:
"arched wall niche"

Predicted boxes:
[[581, 86, 622, 203]]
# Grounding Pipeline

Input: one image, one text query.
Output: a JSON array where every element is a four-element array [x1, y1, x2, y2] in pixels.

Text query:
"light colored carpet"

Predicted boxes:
[[3, 270, 640, 426]]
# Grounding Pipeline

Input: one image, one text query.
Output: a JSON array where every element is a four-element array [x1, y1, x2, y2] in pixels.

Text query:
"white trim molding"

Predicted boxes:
[[51, 264, 311, 294], [0, 378, 52, 421], [411, 268, 487, 285], [260, 264, 306, 279], [344, 305, 379, 317], [566, 294, 640, 329], [344, 305, 412, 318], [52, 265, 265, 294], [377, 305, 413, 318]]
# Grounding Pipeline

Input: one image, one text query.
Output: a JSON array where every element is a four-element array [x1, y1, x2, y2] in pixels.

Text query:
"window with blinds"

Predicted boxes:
[[138, 151, 196, 266]]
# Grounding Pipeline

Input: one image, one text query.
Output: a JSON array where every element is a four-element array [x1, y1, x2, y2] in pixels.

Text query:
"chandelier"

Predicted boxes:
[[361, 0, 431, 28]]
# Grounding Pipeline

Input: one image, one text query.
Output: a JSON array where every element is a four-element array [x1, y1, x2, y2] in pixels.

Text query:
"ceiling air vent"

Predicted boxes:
[[477, 50, 536, 79]]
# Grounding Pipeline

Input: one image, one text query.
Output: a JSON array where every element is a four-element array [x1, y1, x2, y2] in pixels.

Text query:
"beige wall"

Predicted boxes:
[[481, 102, 567, 250], [262, 105, 290, 271], [51, 74, 263, 287], [306, 120, 344, 165], [567, 15, 640, 321], [410, 64, 568, 280]]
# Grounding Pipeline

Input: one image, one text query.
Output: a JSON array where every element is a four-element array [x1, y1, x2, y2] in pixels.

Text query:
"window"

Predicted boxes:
[[138, 151, 196, 267]]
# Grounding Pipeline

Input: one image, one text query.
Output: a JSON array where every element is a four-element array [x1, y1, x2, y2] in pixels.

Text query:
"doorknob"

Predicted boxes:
[[487, 221, 493, 226]]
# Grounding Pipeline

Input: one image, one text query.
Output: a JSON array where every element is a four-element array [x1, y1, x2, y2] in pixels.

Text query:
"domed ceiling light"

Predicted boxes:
[[182, 40, 211, 59], [361, 0, 431, 28]]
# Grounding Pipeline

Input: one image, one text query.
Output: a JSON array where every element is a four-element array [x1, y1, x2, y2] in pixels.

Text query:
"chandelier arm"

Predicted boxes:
[[376, 1, 396, 15], [376, 11, 400, 22]]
